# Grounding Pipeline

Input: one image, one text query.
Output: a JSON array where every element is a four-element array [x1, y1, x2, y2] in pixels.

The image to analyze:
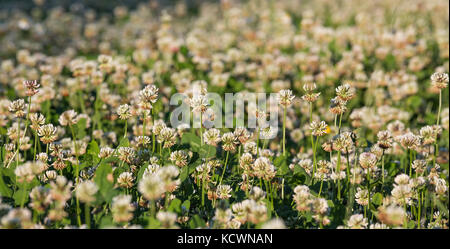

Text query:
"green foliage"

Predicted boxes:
[[94, 163, 118, 204], [189, 214, 206, 229], [168, 198, 182, 214], [372, 192, 383, 206]]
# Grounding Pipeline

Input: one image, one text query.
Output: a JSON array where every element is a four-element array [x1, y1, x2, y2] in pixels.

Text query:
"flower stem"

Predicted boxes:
[[337, 150, 341, 201], [417, 191, 422, 228], [409, 149, 413, 177], [201, 172, 206, 207], [282, 107, 286, 156], [367, 170, 371, 227], [143, 111, 147, 136], [200, 113, 203, 146], [69, 124, 81, 226], [85, 203, 91, 228], [381, 150, 385, 186], [33, 131, 38, 162], [256, 127, 260, 156], [219, 151, 230, 185], [149, 200, 156, 218], [165, 192, 170, 209], [437, 90, 442, 126], [433, 90, 442, 167], [309, 102, 312, 123], [403, 203, 408, 228], [123, 120, 128, 138], [311, 136, 318, 184], [152, 108, 156, 153], [16, 118, 21, 167], [318, 179, 324, 197]]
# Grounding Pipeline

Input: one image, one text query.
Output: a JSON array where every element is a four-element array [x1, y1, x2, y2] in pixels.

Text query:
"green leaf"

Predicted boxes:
[[327, 200, 335, 208], [180, 160, 200, 182], [0, 166, 16, 181], [408, 220, 416, 229], [406, 96, 422, 110], [168, 198, 182, 214], [0, 176, 12, 198], [147, 217, 162, 228], [0, 168, 12, 198], [116, 137, 130, 148], [293, 165, 310, 181], [87, 140, 100, 161], [94, 163, 115, 203], [305, 212, 312, 222], [274, 155, 289, 176], [372, 192, 383, 206], [435, 198, 449, 217], [99, 215, 114, 228], [76, 118, 87, 139], [13, 184, 29, 206], [137, 162, 149, 182], [152, 100, 164, 115], [181, 200, 190, 213], [189, 214, 206, 228], [181, 132, 201, 150], [179, 166, 189, 183], [0, 144, 6, 163], [199, 144, 216, 158]]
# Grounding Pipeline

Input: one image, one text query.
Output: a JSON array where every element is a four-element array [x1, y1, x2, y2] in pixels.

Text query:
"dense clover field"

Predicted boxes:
[[0, 0, 448, 229]]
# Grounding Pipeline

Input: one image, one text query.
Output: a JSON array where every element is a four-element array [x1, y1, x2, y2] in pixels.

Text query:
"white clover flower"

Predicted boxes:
[[347, 214, 368, 229], [111, 195, 135, 223], [277, 89, 295, 107], [138, 174, 164, 201], [76, 180, 99, 204]]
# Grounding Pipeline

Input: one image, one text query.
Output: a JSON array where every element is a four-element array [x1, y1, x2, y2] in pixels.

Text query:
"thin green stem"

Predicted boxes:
[[256, 127, 260, 156], [33, 131, 38, 162], [69, 124, 81, 227], [367, 169, 371, 227], [165, 192, 170, 209], [381, 150, 385, 186], [85, 204, 91, 228], [409, 149, 413, 177], [149, 200, 156, 218], [312, 136, 318, 184], [433, 90, 442, 168], [337, 150, 341, 201], [309, 102, 312, 123], [201, 171, 206, 207], [152, 108, 156, 153], [123, 120, 128, 138], [282, 107, 286, 156], [200, 113, 203, 146], [403, 202, 408, 228], [219, 151, 230, 185], [16, 118, 21, 167], [417, 192, 421, 228], [318, 179, 324, 197], [143, 111, 147, 136], [436, 90, 442, 126]]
